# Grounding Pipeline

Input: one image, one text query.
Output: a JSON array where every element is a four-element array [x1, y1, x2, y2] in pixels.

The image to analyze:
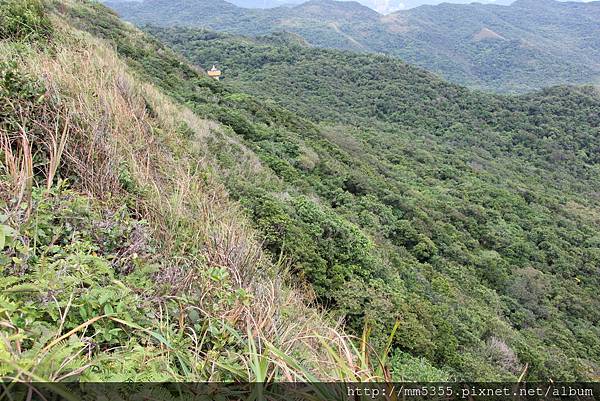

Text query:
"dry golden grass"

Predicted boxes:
[[0, 16, 382, 380], [0, 128, 33, 209]]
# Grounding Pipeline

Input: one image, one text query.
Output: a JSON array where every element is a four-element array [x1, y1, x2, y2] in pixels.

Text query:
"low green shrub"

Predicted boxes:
[[0, 0, 53, 42]]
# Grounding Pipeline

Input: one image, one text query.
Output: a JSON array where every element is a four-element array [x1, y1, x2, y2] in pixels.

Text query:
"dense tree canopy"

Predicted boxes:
[[62, 3, 600, 381], [136, 27, 600, 380]]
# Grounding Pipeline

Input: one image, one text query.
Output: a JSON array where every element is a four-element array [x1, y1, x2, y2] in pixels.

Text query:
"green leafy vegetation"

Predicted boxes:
[[104, 0, 600, 92], [1, 0, 391, 382], [2, 0, 600, 383], [141, 26, 600, 380], [0, 0, 53, 42]]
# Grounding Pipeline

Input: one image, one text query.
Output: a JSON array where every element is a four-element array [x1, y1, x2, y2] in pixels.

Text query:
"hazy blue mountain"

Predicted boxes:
[[104, 0, 600, 92], [100, 0, 595, 13]]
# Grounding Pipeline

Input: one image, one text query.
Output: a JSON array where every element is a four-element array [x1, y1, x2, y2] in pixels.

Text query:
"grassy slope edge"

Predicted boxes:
[[0, 0, 387, 383]]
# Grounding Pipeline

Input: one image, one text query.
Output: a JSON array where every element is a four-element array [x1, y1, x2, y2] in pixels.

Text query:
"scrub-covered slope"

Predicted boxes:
[[147, 27, 600, 380], [2, 0, 600, 383], [0, 0, 379, 383]]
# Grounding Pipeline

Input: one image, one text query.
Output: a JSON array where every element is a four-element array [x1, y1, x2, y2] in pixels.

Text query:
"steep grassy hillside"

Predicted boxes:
[[142, 27, 600, 380], [0, 0, 386, 383], [2, 0, 600, 383], [104, 0, 600, 92]]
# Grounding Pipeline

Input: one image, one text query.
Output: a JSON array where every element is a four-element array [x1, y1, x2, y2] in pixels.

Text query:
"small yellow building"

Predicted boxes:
[[207, 65, 221, 80]]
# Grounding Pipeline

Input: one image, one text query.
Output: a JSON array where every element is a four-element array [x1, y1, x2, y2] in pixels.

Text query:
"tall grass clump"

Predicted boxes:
[[0, 56, 69, 212], [0, 0, 395, 384]]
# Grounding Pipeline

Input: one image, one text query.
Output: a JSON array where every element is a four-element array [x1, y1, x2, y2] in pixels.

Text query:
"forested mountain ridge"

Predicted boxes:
[[2, 0, 600, 384], [141, 26, 600, 380], [104, 0, 600, 92], [150, 27, 600, 182]]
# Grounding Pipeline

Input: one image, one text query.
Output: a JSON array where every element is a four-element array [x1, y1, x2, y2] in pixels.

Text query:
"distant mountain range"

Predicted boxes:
[[104, 0, 600, 92], [103, 0, 596, 13]]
